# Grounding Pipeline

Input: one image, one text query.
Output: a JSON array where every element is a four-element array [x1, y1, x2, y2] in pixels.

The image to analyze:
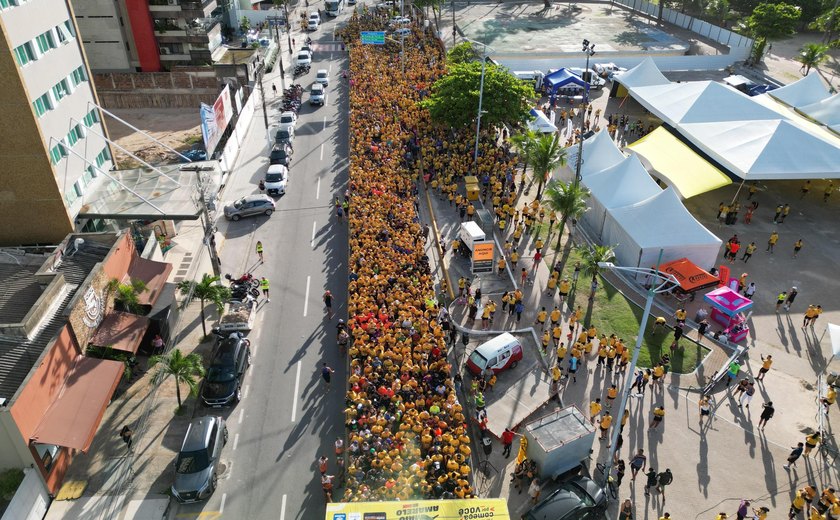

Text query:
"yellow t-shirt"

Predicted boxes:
[[550, 309, 561, 322], [762, 358, 773, 370], [600, 415, 612, 429], [537, 310, 547, 323], [607, 387, 618, 399], [556, 345, 567, 359], [590, 402, 601, 417]]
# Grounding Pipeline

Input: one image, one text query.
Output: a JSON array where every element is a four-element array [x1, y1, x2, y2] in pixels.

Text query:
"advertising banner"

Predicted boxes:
[[199, 85, 233, 157], [471, 241, 495, 274], [325, 498, 510, 520]]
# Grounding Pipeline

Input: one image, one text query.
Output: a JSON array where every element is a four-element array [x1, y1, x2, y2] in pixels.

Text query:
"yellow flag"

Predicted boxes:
[[516, 436, 529, 465]]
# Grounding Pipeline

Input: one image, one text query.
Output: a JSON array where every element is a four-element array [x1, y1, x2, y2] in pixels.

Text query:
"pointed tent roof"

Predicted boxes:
[[768, 73, 830, 108], [614, 57, 670, 90], [681, 119, 840, 179], [544, 68, 588, 91], [797, 93, 840, 128], [528, 108, 558, 133], [583, 155, 662, 209], [608, 187, 721, 249], [578, 130, 625, 177]]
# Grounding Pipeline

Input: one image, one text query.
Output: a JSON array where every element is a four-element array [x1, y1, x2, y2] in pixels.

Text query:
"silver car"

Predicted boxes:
[[171, 416, 228, 503], [223, 195, 276, 221]]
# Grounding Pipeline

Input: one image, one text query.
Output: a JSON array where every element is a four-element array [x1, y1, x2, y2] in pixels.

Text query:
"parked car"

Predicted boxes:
[[223, 194, 276, 221], [567, 67, 607, 90], [274, 126, 295, 146], [201, 334, 251, 406], [393, 27, 411, 37], [388, 16, 411, 26], [295, 51, 312, 67], [264, 164, 289, 196], [315, 69, 329, 87], [298, 46, 312, 59], [310, 82, 325, 106], [269, 144, 292, 166], [171, 416, 228, 503], [308, 13, 320, 30], [522, 476, 607, 520], [278, 111, 297, 132], [309, 11, 321, 23]]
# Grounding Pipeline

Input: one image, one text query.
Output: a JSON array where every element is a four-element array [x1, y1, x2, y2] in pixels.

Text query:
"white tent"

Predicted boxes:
[[581, 155, 662, 240], [797, 93, 840, 128], [768, 73, 831, 108], [614, 57, 670, 89], [576, 130, 625, 178], [528, 108, 558, 133], [601, 187, 722, 272]]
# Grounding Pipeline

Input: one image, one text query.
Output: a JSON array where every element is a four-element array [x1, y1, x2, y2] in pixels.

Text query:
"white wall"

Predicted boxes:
[[1, 468, 49, 520], [219, 88, 258, 173]]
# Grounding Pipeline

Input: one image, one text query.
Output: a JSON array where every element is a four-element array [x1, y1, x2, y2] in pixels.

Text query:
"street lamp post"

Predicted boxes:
[[573, 39, 596, 189], [598, 252, 679, 498], [461, 36, 495, 175]]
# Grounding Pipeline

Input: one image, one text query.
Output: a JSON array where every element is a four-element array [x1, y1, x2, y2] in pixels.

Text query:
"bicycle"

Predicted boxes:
[[595, 462, 618, 499]]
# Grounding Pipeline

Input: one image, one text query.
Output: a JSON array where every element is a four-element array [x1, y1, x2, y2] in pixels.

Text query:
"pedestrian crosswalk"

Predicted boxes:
[[312, 42, 347, 52]]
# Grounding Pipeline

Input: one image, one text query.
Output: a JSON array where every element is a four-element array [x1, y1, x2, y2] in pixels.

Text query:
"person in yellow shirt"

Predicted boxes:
[[536, 307, 548, 330], [822, 386, 837, 412], [553, 325, 563, 346], [606, 346, 617, 371], [550, 306, 562, 327], [599, 412, 612, 439], [551, 364, 562, 383], [511, 250, 519, 268], [556, 343, 567, 365], [588, 325, 597, 340], [589, 399, 602, 424], [497, 256, 507, 276], [652, 364, 665, 386], [597, 346, 608, 366], [542, 330, 551, 353], [809, 505, 824, 520], [650, 406, 665, 429], [534, 238, 544, 254], [546, 274, 558, 294], [466, 203, 475, 220], [559, 278, 571, 303], [607, 384, 618, 407], [757, 354, 772, 381]]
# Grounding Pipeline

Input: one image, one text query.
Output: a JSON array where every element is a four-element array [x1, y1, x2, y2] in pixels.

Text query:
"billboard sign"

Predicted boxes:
[[199, 84, 233, 157], [472, 241, 495, 274], [360, 31, 386, 45], [325, 498, 510, 519]]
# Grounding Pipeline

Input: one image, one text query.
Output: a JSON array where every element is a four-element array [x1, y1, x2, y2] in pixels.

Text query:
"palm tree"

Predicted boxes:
[[530, 133, 567, 200], [510, 129, 538, 183], [797, 43, 829, 75], [148, 349, 205, 408], [542, 179, 590, 251], [177, 274, 231, 337], [576, 244, 616, 300], [107, 278, 148, 314]]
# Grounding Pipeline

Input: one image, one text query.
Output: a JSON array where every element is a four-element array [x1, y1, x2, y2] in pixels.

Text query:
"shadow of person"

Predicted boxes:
[[758, 432, 778, 505], [697, 433, 711, 498]]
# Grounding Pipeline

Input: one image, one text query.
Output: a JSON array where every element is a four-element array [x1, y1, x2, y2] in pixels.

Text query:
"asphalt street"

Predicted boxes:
[[174, 10, 350, 520]]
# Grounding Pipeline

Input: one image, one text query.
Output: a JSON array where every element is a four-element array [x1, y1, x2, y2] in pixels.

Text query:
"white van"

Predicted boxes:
[[310, 83, 325, 106], [466, 333, 524, 376], [264, 164, 288, 195]]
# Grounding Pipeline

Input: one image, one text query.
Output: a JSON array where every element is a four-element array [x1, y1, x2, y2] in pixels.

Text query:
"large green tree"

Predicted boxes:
[[542, 179, 590, 251], [529, 133, 568, 200], [420, 61, 533, 128], [743, 3, 801, 61], [810, 6, 840, 46], [576, 244, 616, 300], [149, 349, 205, 408], [177, 274, 231, 337], [510, 129, 539, 181], [797, 43, 830, 74], [447, 42, 478, 64], [415, 0, 446, 31]]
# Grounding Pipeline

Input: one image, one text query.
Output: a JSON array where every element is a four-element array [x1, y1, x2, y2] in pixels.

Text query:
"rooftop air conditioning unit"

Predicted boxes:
[[168, 0, 178, 5]]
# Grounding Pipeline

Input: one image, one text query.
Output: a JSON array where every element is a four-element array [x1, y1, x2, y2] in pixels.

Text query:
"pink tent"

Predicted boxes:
[[704, 286, 753, 317]]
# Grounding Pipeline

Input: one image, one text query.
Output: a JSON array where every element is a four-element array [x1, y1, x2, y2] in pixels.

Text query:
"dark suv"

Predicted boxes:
[[171, 416, 227, 503], [201, 335, 251, 407], [523, 476, 607, 520], [269, 144, 291, 166]]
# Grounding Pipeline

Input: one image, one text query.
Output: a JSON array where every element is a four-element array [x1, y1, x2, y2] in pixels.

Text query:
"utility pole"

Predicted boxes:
[[186, 165, 222, 278], [451, 0, 456, 46], [573, 39, 595, 190], [256, 62, 269, 129]]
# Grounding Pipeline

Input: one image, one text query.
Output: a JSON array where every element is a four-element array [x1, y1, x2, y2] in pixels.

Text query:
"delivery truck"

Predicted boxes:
[[522, 406, 596, 480]]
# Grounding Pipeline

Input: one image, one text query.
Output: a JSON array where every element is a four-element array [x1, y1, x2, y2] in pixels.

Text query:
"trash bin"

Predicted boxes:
[[466, 184, 480, 201], [482, 433, 493, 455]]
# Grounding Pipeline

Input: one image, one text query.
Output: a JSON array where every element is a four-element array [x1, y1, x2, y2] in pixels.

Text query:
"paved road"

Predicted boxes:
[[174, 10, 350, 520]]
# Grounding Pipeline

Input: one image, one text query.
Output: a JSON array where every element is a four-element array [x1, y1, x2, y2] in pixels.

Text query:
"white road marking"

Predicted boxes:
[[320, 143, 325, 160], [316, 177, 321, 199], [281, 494, 287, 520], [291, 361, 302, 422], [238, 408, 244, 424], [303, 275, 311, 317], [233, 433, 240, 451], [220, 493, 227, 513], [243, 385, 250, 399], [311, 221, 317, 247], [323, 115, 327, 131], [329, 62, 332, 74]]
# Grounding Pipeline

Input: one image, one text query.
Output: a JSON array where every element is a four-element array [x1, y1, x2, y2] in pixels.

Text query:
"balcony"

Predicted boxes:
[[159, 53, 191, 61], [181, 0, 218, 18]]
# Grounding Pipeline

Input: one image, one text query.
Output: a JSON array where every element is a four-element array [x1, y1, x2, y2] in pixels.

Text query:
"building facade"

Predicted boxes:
[[0, 0, 113, 246], [74, 0, 222, 72]]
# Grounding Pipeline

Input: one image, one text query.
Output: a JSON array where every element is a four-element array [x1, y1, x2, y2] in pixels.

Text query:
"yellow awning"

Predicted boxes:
[[628, 127, 732, 199]]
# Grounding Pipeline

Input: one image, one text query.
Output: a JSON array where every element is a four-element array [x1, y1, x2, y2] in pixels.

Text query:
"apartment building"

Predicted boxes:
[[74, 0, 222, 72], [0, 0, 112, 246]]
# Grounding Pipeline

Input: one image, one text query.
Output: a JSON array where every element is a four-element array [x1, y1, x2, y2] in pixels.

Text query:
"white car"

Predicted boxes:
[[300, 45, 313, 57], [309, 11, 320, 23], [393, 27, 411, 37], [389, 16, 410, 26], [278, 111, 297, 132], [296, 51, 312, 66], [264, 164, 288, 196], [310, 83, 325, 106], [315, 69, 329, 87], [308, 18, 319, 31], [568, 67, 607, 89]]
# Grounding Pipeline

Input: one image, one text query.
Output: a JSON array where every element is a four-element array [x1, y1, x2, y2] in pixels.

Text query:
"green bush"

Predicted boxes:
[[0, 468, 25, 501]]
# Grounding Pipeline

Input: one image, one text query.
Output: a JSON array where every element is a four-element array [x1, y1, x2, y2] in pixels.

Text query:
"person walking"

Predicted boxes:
[[744, 282, 756, 299], [757, 354, 773, 381], [803, 431, 821, 456], [657, 469, 673, 500], [644, 467, 658, 497], [767, 231, 779, 253], [758, 401, 774, 429], [784, 288, 798, 311], [741, 242, 756, 262], [318, 455, 329, 474], [528, 478, 542, 503], [619, 499, 634, 520], [599, 412, 612, 440], [737, 500, 751, 520], [793, 239, 803, 258], [725, 360, 742, 387], [272, 83, 277, 97], [256, 240, 264, 262], [119, 425, 133, 449], [320, 362, 335, 386], [776, 291, 787, 312], [502, 428, 515, 458], [780, 203, 791, 223], [260, 276, 270, 302], [323, 290, 334, 319], [629, 449, 647, 480], [773, 204, 783, 223], [698, 395, 712, 423], [740, 382, 756, 408], [650, 406, 665, 429]]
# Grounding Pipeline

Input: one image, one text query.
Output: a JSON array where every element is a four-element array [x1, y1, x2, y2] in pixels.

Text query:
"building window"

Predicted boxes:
[[32, 93, 53, 118], [82, 109, 99, 127], [13, 42, 36, 66], [95, 147, 111, 168], [52, 79, 70, 101], [70, 66, 87, 87], [67, 124, 84, 147], [65, 188, 79, 206], [50, 141, 67, 165], [74, 181, 83, 197], [87, 165, 98, 178], [35, 30, 56, 54], [56, 20, 75, 43]]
